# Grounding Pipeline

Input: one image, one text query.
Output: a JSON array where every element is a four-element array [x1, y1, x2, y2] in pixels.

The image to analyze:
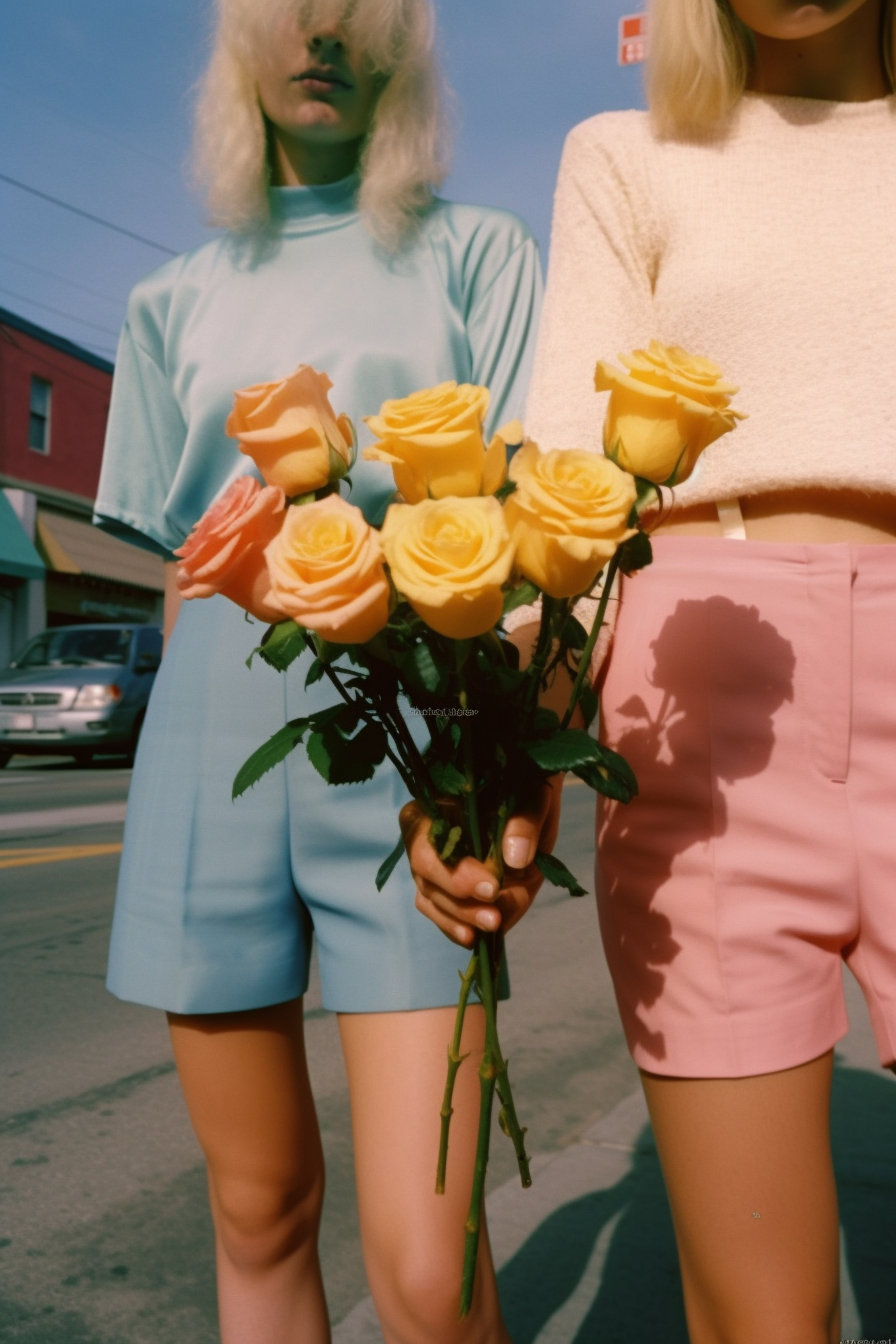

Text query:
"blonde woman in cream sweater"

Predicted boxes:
[[410, 0, 896, 1339]]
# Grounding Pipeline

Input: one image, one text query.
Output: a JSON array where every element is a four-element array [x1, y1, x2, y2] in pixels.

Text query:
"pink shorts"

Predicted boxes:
[[597, 536, 896, 1078]]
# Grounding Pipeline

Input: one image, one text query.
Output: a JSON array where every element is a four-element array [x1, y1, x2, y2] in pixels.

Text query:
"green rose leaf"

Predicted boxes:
[[401, 642, 445, 695], [572, 745, 639, 803], [532, 706, 561, 735], [428, 760, 468, 797], [232, 716, 311, 799], [534, 850, 588, 897], [305, 658, 326, 689], [307, 705, 388, 786], [577, 682, 599, 730], [492, 662, 528, 696], [502, 580, 539, 617], [617, 530, 653, 577], [249, 619, 306, 673], [560, 614, 589, 651], [493, 479, 518, 503], [520, 729, 601, 773]]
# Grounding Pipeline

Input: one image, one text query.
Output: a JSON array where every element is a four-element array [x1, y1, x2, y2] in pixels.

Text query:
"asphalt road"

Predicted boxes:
[[0, 760, 643, 1343], [2, 758, 894, 1343]]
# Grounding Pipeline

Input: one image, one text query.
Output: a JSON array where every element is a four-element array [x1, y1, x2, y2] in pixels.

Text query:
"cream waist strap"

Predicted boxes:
[[717, 498, 747, 541]]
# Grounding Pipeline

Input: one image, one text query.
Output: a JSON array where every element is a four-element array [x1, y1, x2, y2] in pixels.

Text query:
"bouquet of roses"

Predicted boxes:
[[175, 342, 743, 1314]]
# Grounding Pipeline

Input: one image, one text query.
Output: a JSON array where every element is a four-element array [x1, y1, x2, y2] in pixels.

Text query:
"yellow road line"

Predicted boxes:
[[0, 843, 123, 870]]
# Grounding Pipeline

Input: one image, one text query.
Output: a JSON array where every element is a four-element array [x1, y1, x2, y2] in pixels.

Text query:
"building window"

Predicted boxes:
[[29, 377, 52, 454]]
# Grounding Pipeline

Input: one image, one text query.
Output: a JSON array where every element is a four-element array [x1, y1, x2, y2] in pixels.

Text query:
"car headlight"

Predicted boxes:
[[73, 684, 122, 709]]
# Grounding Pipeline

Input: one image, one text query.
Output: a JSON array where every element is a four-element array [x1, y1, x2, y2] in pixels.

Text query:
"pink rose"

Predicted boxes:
[[174, 476, 287, 623]]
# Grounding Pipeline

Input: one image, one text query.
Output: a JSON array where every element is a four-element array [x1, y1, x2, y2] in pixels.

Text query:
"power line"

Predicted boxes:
[[0, 172, 178, 256], [0, 249, 123, 306], [0, 286, 121, 338], [0, 80, 178, 175]]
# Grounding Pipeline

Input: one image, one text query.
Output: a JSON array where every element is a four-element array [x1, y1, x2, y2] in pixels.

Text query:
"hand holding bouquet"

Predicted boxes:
[[175, 344, 743, 1315]]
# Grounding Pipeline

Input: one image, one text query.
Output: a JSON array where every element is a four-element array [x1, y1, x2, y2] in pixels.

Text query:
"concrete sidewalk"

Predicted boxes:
[[336, 1032, 895, 1342]]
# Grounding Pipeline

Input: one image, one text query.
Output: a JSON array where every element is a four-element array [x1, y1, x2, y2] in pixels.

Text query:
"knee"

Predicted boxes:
[[376, 1243, 498, 1344], [394, 1249, 462, 1331], [210, 1165, 325, 1276], [685, 1290, 840, 1344]]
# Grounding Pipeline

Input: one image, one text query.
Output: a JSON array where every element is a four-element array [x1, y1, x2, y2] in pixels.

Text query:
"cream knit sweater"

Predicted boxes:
[[525, 94, 896, 506]]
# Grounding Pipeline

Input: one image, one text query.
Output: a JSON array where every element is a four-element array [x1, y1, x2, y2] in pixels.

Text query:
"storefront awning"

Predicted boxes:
[[37, 510, 165, 593], [0, 492, 46, 581]]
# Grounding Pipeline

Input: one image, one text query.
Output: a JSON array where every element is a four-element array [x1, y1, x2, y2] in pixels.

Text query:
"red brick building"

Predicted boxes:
[[0, 306, 164, 664]]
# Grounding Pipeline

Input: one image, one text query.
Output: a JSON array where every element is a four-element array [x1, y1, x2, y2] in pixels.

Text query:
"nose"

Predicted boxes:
[[308, 29, 345, 56]]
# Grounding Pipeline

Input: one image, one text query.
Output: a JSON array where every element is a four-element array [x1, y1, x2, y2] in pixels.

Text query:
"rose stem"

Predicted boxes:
[[560, 550, 621, 730], [454, 645, 497, 1316], [436, 951, 478, 1195], [483, 933, 531, 1188], [380, 696, 437, 813], [456, 651, 483, 863], [460, 940, 498, 1320], [526, 594, 555, 705]]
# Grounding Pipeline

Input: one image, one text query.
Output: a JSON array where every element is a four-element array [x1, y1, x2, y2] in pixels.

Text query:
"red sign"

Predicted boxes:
[[618, 12, 648, 65]]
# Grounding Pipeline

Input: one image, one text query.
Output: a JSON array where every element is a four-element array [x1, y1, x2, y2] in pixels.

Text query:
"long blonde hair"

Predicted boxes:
[[648, 0, 896, 135], [193, 0, 451, 249]]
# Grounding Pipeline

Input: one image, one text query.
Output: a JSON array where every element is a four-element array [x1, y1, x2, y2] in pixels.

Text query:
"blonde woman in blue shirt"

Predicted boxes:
[[95, 2, 542, 1340]]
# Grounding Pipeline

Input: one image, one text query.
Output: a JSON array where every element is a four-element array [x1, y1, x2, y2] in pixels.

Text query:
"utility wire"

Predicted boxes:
[[0, 249, 123, 306], [0, 286, 121, 338], [0, 172, 178, 256], [0, 80, 178, 175]]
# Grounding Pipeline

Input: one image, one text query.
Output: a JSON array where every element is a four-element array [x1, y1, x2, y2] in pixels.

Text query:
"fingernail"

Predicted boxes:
[[478, 911, 499, 930], [504, 837, 530, 868], [475, 881, 496, 900]]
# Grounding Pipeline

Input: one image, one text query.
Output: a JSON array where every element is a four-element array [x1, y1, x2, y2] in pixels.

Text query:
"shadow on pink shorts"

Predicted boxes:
[[597, 536, 896, 1078]]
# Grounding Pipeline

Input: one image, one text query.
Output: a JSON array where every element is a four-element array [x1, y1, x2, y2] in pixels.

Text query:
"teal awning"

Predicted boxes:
[[0, 493, 46, 581]]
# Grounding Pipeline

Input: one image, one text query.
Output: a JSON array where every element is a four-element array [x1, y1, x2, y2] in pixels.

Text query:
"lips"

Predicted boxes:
[[294, 66, 352, 90]]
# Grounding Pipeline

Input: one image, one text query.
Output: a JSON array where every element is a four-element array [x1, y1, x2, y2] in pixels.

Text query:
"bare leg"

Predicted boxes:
[[340, 1005, 512, 1344], [641, 1050, 840, 1344], [168, 999, 330, 1344]]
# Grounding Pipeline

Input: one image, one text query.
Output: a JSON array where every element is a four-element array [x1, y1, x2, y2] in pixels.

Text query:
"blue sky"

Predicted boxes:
[[0, 0, 645, 363]]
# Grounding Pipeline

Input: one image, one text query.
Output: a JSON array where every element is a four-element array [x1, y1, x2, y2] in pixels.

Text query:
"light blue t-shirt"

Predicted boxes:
[[95, 176, 542, 550]]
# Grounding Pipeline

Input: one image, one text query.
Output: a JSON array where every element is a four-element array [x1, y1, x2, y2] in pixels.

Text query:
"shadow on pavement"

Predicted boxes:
[[498, 1133, 687, 1343], [498, 1061, 896, 1342], [834, 1062, 896, 1336]]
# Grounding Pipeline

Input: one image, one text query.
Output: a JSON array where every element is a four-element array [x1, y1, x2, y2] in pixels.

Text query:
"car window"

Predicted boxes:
[[135, 627, 162, 658], [16, 628, 133, 668]]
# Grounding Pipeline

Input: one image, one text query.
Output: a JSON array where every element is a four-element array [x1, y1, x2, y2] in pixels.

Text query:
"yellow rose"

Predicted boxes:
[[380, 496, 515, 639], [226, 364, 355, 496], [504, 442, 637, 598], [363, 381, 518, 502], [264, 496, 389, 645], [595, 341, 745, 485]]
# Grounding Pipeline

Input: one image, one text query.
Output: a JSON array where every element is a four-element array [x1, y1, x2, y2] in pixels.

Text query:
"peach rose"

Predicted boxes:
[[595, 341, 745, 485], [363, 381, 518, 502], [380, 496, 515, 639], [174, 476, 287, 623], [264, 496, 390, 645], [226, 364, 355, 496], [504, 442, 636, 598]]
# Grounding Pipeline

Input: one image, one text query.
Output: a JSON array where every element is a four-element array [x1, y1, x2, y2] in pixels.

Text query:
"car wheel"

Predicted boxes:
[[72, 749, 94, 767], [0, 747, 13, 769]]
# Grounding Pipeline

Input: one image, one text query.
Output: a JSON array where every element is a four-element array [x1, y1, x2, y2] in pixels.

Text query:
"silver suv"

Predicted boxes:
[[0, 623, 161, 767]]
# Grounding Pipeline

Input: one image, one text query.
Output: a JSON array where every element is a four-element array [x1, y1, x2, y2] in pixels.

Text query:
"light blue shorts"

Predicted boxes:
[[107, 595, 497, 1015]]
